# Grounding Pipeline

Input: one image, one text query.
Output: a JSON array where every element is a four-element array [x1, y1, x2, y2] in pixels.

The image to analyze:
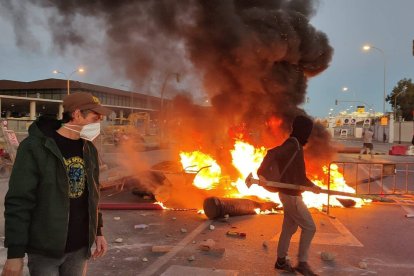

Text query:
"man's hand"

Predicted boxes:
[[2, 258, 23, 276], [92, 236, 108, 259], [258, 175, 267, 186], [311, 185, 322, 194]]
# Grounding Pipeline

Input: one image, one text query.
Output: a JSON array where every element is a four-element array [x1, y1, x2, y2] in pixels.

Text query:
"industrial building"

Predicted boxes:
[[0, 78, 161, 133]]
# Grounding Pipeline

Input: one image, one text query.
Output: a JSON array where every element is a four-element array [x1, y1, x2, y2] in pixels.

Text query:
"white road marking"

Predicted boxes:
[[160, 265, 238, 276], [140, 220, 211, 276], [360, 166, 414, 215]]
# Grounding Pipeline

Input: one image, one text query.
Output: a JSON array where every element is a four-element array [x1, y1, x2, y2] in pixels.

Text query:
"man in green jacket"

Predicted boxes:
[[3, 92, 111, 276]]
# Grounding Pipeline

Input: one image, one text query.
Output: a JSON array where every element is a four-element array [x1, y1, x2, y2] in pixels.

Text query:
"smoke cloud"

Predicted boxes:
[[3, 0, 336, 175]]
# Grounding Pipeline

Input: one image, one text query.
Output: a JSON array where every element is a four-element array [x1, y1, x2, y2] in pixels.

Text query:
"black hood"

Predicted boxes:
[[29, 115, 62, 138], [290, 115, 313, 146]]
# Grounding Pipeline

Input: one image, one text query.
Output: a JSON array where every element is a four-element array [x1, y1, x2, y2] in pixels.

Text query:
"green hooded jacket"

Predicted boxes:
[[4, 116, 102, 258]]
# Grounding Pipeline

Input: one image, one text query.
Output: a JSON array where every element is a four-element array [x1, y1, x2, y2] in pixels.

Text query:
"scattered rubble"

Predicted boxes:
[[197, 239, 225, 256], [172, 217, 177, 220], [199, 239, 216, 251], [188, 255, 196, 261], [113, 216, 121, 220], [142, 257, 148, 262], [405, 214, 414, 218], [336, 198, 356, 208], [262, 241, 269, 249], [320, 251, 335, 261], [114, 238, 123, 243], [226, 231, 246, 238], [134, 224, 149, 229], [209, 225, 215, 230], [358, 261, 368, 269], [181, 228, 188, 233]]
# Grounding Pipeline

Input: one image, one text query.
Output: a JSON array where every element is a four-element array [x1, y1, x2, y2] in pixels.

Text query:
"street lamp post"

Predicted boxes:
[[159, 72, 180, 142], [160, 73, 180, 115], [362, 45, 386, 113], [394, 86, 407, 144], [53, 67, 85, 95], [394, 85, 407, 122], [121, 84, 134, 114]]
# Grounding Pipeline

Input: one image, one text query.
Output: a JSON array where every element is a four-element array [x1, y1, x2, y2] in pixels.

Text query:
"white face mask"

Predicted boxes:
[[64, 122, 101, 141]]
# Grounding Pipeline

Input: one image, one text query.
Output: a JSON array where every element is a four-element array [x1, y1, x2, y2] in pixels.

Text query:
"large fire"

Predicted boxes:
[[179, 140, 367, 210]]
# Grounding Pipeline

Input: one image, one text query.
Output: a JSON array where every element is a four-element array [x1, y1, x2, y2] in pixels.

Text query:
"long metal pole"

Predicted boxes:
[[159, 73, 179, 141], [382, 52, 386, 114], [67, 78, 70, 95], [371, 46, 386, 113]]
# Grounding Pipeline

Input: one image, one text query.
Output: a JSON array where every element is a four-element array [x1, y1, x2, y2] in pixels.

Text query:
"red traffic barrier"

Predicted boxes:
[[389, 145, 408, 155], [98, 202, 164, 210]]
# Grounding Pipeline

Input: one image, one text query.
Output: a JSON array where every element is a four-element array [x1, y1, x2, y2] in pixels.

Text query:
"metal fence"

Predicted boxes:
[[328, 161, 414, 195], [324, 161, 414, 215]]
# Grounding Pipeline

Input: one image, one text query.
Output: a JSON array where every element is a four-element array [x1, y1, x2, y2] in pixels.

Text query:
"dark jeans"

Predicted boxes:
[[28, 247, 88, 276]]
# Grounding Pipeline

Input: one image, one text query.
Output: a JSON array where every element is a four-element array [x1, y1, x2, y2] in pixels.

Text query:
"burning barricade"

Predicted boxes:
[[122, 139, 371, 217]]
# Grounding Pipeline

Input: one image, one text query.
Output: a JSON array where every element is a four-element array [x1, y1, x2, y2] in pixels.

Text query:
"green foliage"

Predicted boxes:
[[386, 78, 414, 120]]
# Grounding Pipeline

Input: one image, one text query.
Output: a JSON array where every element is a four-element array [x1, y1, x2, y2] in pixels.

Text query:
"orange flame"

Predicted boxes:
[[179, 151, 221, 190], [155, 201, 168, 209], [179, 140, 367, 209]]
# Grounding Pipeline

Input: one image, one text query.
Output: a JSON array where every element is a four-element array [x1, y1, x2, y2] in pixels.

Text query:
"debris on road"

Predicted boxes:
[[114, 238, 123, 243], [198, 239, 225, 256], [172, 217, 177, 220], [99, 202, 164, 210], [358, 261, 368, 269], [203, 197, 278, 219], [181, 228, 188, 233], [199, 239, 215, 251], [142, 257, 148, 262], [151, 245, 174, 253], [209, 225, 215, 230], [336, 198, 356, 208], [188, 255, 196, 261], [262, 241, 268, 249], [113, 216, 121, 220], [405, 214, 414, 218], [134, 224, 149, 229], [226, 231, 246, 238], [320, 251, 335, 261]]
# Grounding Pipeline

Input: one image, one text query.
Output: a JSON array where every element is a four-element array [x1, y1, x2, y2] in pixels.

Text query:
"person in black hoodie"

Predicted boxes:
[[3, 92, 110, 276], [258, 115, 321, 276]]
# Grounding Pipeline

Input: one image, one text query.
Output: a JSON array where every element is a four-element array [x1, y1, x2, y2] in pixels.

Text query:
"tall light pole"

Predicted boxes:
[[53, 67, 85, 95], [120, 84, 134, 114], [362, 44, 386, 113], [160, 73, 180, 115], [159, 72, 180, 141], [394, 85, 407, 122]]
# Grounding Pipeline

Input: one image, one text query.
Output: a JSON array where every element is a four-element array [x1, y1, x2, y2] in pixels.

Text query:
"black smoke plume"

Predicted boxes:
[[3, 0, 335, 169]]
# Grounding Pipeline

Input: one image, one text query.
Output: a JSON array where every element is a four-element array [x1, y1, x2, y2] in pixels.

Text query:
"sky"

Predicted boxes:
[[307, 0, 414, 117], [0, 0, 413, 118]]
